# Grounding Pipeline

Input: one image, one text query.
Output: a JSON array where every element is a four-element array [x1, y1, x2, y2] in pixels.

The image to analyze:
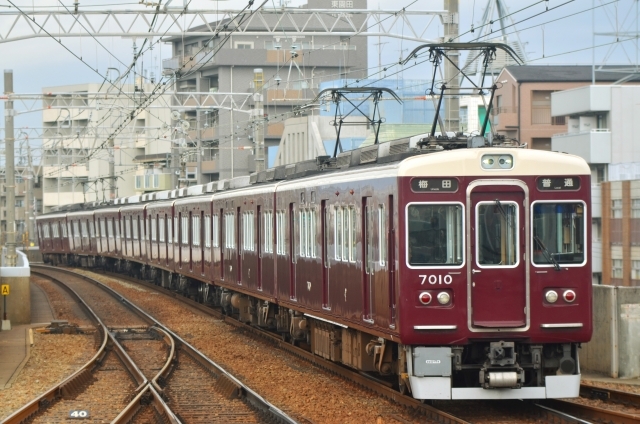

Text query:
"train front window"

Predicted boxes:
[[533, 202, 585, 265], [407, 204, 463, 266], [476, 201, 518, 267]]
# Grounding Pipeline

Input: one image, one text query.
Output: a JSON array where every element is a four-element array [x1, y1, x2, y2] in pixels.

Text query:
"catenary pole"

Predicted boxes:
[[4, 70, 16, 266]]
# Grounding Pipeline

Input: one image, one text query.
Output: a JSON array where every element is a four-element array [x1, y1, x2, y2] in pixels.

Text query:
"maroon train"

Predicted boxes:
[[37, 144, 592, 400]]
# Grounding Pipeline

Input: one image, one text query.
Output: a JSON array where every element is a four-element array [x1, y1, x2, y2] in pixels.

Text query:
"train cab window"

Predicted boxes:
[[212, 215, 219, 248], [408, 204, 463, 267], [204, 215, 211, 248], [532, 202, 585, 265], [264, 211, 273, 253], [476, 202, 517, 266]]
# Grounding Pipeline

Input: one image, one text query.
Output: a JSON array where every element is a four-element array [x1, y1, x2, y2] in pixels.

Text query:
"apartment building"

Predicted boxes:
[[492, 65, 640, 150], [0, 166, 42, 245], [163, 0, 368, 182], [550, 85, 640, 286], [41, 83, 171, 212]]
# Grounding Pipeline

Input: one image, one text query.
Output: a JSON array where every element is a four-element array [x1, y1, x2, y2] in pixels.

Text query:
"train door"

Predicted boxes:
[[289, 202, 297, 300], [363, 197, 374, 322], [321, 200, 329, 309], [201, 211, 205, 276], [388, 196, 396, 326], [469, 182, 528, 328], [237, 206, 242, 284]]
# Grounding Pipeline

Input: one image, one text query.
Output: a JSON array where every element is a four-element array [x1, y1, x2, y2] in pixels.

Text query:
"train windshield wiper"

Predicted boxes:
[[534, 235, 561, 271]]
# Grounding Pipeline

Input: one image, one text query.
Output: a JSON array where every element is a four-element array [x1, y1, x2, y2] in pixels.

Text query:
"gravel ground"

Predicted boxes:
[[31, 276, 94, 327], [581, 378, 640, 395], [76, 270, 424, 424], [0, 332, 96, 421]]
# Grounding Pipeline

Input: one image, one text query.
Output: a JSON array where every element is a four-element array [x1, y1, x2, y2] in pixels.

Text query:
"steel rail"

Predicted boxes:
[[581, 382, 640, 408], [3, 270, 151, 424], [32, 264, 298, 424], [539, 399, 640, 424], [94, 268, 471, 424]]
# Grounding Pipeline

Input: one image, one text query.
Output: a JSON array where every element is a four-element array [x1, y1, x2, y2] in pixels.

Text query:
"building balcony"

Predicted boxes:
[[551, 86, 611, 116], [162, 50, 215, 73], [134, 173, 173, 191], [551, 129, 611, 164], [492, 107, 518, 129]]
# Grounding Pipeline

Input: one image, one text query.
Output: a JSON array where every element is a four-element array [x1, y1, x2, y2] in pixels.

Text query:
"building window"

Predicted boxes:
[[632, 200, 640, 218], [234, 41, 254, 49], [531, 90, 552, 125], [15, 199, 24, 207], [612, 259, 623, 279], [612, 199, 623, 218], [551, 116, 566, 125]]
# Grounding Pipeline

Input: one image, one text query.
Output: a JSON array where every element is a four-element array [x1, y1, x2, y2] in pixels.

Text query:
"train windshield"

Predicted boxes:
[[533, 202, 585, 265], [407, 204, 463, 266]]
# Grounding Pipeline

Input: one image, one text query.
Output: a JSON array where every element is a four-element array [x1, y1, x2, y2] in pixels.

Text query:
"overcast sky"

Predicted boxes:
[[1, 0, 638, 138]]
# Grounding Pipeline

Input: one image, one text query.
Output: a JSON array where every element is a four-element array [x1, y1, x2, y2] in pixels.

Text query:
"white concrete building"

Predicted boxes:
[[41, 83, 171, 212], [551, 85, 640, 285]]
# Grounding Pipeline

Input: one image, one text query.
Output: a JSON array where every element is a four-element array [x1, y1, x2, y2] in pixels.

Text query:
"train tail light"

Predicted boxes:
[[437, 292, 451, 305], [563, 290, 576, 303], [419, 292, 432, 305], [545, 290, 558, 304]]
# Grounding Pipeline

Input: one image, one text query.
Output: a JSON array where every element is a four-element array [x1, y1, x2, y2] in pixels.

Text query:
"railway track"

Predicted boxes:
[[6, 266, 295, 424]]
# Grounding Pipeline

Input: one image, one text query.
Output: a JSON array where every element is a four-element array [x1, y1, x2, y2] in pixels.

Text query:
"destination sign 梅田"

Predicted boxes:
[[411, 178, 459, 193]]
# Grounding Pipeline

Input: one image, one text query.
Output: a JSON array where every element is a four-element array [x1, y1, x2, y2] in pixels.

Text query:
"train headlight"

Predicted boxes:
[[437, 292, 451, 305], [419, 292, 432, 305], [545, 290, 558, 304], [498, 155, 513, 169], [563, 290, 576, 303], [481, 155, 495, 168]]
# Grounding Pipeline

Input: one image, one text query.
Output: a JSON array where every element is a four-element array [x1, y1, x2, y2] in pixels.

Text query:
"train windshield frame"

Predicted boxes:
[[406, 202, 464, 268], [475, 201, 519, 268], [532, 201, 587, 267]]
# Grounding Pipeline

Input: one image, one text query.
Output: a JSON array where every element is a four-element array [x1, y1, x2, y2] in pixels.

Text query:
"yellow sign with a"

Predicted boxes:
[[1, 285, 9, 296]]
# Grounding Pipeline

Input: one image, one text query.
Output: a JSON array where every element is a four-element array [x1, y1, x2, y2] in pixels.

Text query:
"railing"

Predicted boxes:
[[553, 128, 611, 138]]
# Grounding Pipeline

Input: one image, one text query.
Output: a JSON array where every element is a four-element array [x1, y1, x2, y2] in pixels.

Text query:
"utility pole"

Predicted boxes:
[[443, 0, 460, 133], [253, 68, 265, 172], [25, 138, 34, 246], [3, 70, 16, 266], [108, 137, 115, 201]]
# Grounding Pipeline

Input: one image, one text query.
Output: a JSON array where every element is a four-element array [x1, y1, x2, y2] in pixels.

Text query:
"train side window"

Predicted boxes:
[[61, 222, 67, 237], [242, 211, 254, 251], [43, 224, 50, 239], [349, 206, 356, 263], [133, 218, 139, 240], [159, 217, 165, 242], [276, 210, 286, 255], [212, 214, 219, 248], [100, 220, 106, 240], [407, 204, 464, 267], [114, 220, 120, 242], [89, 221, 95, 238], [335, 207, 343, 260], [264, 211, 273, 253], [225, 212, 236, 248], [173, 217, 178, 244], [108, 220, 114, 239], [299, 210, 307, 257], [182, 215, 189, 245], [532, 202, 585, 266], [192, 215, 201, 247], [204, 215, 211, 248], [378, 205, 386, 267], [151, 217, 157, 242]]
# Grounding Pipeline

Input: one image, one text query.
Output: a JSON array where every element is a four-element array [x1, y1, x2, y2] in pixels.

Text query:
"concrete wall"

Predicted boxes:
[[581, 285, 640, 378]]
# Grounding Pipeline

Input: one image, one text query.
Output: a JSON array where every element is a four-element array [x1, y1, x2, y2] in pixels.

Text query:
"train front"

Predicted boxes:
[[397, 147, 592, 400]]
